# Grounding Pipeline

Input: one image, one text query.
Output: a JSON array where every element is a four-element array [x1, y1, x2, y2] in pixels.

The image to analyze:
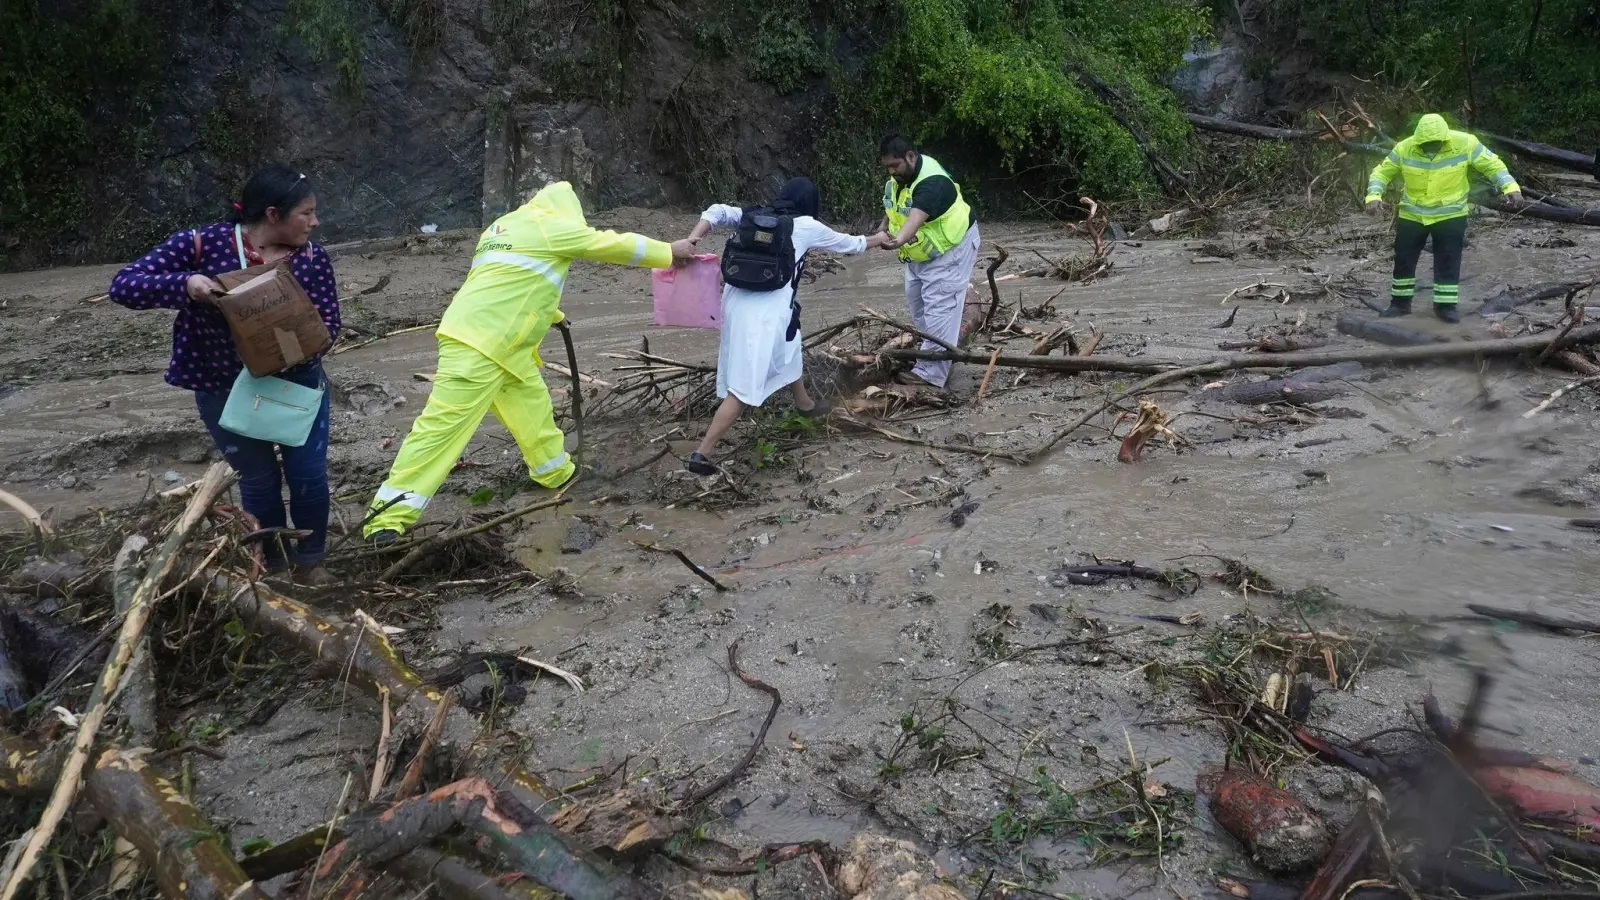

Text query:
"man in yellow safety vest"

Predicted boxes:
[[879, 134, 980, 387], [363, 181, 696, 543], [1365, 113, 1524, 323]]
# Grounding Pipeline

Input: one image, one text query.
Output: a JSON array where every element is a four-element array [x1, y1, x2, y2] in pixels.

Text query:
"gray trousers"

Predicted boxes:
[[904, 225, 980, 387]]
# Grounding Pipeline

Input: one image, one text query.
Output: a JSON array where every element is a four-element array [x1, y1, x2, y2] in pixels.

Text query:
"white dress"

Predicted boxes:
[[700, 204, 868, 406]]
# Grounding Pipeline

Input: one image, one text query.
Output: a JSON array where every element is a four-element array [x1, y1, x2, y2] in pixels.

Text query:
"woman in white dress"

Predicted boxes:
[[683, 178, 887, 474]]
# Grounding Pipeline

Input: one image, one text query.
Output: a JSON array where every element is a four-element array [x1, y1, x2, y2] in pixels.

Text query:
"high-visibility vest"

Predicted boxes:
[[1365, 114, 1520, 225], [883, 154, 973, 263]]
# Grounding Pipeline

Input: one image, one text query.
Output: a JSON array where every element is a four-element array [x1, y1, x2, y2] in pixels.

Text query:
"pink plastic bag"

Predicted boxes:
[[651, 254, 722, 330]]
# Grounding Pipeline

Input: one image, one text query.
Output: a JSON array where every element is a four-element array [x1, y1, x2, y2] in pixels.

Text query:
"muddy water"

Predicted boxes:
[[5, 215, 1600, 892]]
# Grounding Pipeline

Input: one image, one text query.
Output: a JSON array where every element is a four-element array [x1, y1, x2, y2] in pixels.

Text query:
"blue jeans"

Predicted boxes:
[[194, 365, 332, 567]]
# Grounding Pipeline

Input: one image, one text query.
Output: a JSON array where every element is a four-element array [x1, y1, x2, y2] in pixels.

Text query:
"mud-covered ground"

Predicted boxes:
[[3, 205, 1600, 897]]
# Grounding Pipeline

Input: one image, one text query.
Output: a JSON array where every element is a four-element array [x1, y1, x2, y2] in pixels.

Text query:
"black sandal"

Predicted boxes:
[[686, 451, 717, 476]]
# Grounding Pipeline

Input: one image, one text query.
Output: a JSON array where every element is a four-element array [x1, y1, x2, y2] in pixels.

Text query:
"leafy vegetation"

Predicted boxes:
[[1274, 0, 1600, 147], [0, 0, 162, 260]]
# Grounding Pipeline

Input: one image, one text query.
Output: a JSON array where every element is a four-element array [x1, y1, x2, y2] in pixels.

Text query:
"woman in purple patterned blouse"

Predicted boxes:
[[110, 165, 341, 585]]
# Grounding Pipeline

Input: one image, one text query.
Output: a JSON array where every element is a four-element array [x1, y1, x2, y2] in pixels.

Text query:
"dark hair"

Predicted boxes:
[[773, 177, 821, 219], [228, 164, 313, 225], [879, 133, 917, 158]]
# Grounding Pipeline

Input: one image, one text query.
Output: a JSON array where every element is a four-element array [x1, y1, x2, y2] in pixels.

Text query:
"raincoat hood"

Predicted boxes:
[[1414, 114, 1451, 143], [523, 181, 587, 224]]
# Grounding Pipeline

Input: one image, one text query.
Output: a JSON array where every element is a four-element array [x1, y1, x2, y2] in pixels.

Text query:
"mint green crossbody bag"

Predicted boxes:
[[218, 370, 324, 447]]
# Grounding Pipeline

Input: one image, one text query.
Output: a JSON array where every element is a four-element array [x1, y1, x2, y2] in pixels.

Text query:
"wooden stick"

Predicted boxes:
[[859, 307, 957, 353], [1078, 328, 1104, 357], [554, 321, 585, 471], [982, 246, 1009, 331], [1522, 374, 1600, 418], [630, 540, 732, 592], [381, 491, 574, 581], [677, 642, 780, 808], [974, 348, 1001, 404], [0, 462, 233, 900]]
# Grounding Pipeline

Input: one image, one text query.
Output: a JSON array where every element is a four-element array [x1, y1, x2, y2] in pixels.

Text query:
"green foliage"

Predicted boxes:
[[285, 0, 366, 95], [0, 0, 161, 247], [1275, 0, 1600, 147], [860, 0, 1209, 197], [750, 7, 825, 93]]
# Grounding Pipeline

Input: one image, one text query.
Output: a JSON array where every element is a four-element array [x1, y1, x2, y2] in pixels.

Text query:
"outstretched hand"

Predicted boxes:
[[1364, 201, 1386, 217], [669, 238, 699, 267]]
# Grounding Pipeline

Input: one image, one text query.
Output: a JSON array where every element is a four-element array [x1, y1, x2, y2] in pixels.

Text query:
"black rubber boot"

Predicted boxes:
[[1379, 300, 1412, 318], [367, 529, 400, 548], [1434, 302, 1460, 323]]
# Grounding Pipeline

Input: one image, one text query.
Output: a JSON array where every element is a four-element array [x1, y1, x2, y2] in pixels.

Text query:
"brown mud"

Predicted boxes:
[[3, 207, 1600, 897]]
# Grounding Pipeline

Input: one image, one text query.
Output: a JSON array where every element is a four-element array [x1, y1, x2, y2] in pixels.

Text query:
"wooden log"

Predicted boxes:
[[315, 779, 659, 900], [1020, 324, 1600, 463], [1479, 193, 1600, 226], [196, 575, 665, 870], [882, 348, 1174, 374], [1336, 316, 1450, 347], [87, 749, 272, 900], [1479, 132, 1598, 178], [1478, 281, 1591, 316], [0, 462, 234, 900], [1184, 114, 1388, 155], [1217, 380, 1345, 407]]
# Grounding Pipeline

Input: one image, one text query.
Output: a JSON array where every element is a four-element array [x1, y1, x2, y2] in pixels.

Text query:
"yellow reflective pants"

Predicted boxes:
[[363, 336, 574, 536]]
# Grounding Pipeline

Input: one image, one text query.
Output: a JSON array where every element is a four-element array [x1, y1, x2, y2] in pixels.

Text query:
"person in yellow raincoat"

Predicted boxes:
[[1364, 113, 1523, 323], [364, 181, 697, 542]]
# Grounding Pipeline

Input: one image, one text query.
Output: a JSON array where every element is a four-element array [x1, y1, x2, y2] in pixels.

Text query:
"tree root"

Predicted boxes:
[[677, 642, 780, 809]]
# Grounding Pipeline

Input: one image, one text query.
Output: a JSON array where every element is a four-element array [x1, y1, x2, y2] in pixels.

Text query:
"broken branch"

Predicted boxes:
[[677, 642, 780, 808], [629, 540, 732, 592]]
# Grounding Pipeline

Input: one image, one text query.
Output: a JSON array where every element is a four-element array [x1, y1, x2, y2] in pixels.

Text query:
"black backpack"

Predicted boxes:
[[720, 206, 796, 292]]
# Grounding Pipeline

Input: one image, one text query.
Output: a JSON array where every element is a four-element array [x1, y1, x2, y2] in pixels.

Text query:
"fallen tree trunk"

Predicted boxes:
[[1184, 114, 1388, 155], [1, 462, 234, 900], [1478, 281, 1593, 316], [1479, 132, 1599, 178], [1020, 324, 1600, 462], [198, 573, 664, 891], [0, 740, 269, 900], [882, 348, 1174, 374], [316, 779, 660, 900], [87, 749, 272, 900], [1479, 193, 1600, 226], [1336, 316, 1450, 347]]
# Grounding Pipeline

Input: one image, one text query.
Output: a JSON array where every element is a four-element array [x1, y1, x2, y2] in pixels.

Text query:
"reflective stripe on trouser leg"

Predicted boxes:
[[1433, 283, 1459, 305], [1391, 277, 1416, 299], [364, 337, 509, 536], [490, 366, 574, 488]]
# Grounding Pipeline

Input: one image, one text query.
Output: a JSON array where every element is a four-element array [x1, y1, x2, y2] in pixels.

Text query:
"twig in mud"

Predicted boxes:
[[677, 641, 780, 808], [667, 840, 824, 876], [0, 463, 233, 900], [330, 321, 440, 355], [554, 320, 586, 471], [1522, 374, 1600, 418], [1078, 327, 1104, 357], [838, 413, 1030, 464], [983, 246, 1010, 331], [394, 693, 452, 802], [381, 489, 574, 581], [630, 540, 731, 592], [602, 445, 673, 480]]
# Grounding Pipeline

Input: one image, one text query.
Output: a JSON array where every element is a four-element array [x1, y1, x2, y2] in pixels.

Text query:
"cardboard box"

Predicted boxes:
[[214, 264, 332, 377]]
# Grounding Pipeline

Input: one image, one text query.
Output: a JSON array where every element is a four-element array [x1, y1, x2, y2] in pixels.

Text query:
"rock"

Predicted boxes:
[[162, 470, 183, 484], [837, 833, 965, 900], [1170, 41, 1265, 119], [1200, 765, 1331, 872], [57, 474, 77, 489], [1285, 766, 1371, 833], [6, 555, 101, 600]]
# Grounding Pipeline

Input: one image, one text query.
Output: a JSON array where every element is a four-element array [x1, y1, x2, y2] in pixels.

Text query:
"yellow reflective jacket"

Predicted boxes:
[[438, 181, 673, 382], [1365, 114, 1520, 225]]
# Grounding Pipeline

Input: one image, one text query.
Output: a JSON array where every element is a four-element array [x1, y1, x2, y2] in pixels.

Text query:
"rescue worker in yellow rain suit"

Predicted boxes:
[[364, 181, 697, 543], [1365, 113, 1523, 324]]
